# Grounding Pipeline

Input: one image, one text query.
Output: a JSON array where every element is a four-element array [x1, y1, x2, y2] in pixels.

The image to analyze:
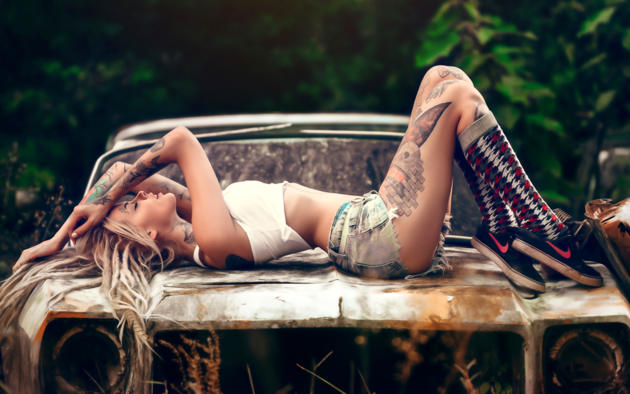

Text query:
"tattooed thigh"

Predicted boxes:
[[380, 141, 425, 217], [424, 80, 458, 104]]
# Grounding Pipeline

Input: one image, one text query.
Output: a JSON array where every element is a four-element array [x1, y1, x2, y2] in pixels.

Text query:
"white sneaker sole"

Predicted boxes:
[[512, 238, 603, 287], [472, 237, 545, 292]]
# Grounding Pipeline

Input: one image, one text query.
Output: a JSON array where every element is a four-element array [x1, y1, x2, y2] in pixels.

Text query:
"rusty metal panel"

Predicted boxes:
[[22, 247, 630, 339]]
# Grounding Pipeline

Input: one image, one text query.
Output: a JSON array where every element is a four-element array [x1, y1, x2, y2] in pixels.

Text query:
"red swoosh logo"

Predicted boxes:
[[489, 233, 509, 253], [546, 241, 571, 259]]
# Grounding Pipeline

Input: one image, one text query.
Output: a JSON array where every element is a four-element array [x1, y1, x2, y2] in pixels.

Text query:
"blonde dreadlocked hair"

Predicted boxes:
[[0, 217, 175, 392]]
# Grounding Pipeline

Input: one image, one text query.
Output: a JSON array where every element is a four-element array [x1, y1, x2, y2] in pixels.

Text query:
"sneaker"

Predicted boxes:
[[471, 225, 546, 292], [511, 228, 603, 287]]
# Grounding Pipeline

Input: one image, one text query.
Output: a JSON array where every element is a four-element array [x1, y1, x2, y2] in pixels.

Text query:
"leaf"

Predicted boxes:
[[623, 30, 630, 51], [130, 65, 154, 84], [488, 15, 517, 33], [495, 105, 521, 130], [463, 2, 480, 20], [539, 153, 563, 179], [42, 61, 62, 76], [540, 189, 570, 205], [521, 81, 555, 98], [595, 90, 616, 112], [497, 75, 528, 104], [522, 31, 538, 40], [578, 6, 616, 37], [478, 27, 495, 45], [580, 53, 607, 70], [414, 30, 459, 66], [526, 114, 566, 136], [460, 53, 489, 75]]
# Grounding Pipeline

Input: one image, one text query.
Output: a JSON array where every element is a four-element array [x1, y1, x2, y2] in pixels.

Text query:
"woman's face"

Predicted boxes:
[[108, 191, 178, 237]]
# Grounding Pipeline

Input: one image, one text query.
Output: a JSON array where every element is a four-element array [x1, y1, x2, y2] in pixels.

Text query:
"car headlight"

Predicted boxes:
[[545, 324, 629, 393], [42, 320, 126, 392]]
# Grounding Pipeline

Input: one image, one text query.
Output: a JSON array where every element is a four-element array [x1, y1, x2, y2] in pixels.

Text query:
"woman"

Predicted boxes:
[[13, 65, 602, 290]]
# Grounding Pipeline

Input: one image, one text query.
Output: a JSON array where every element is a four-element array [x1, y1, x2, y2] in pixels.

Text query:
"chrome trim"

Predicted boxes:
[[109, 113, 409, 147], [300, 129, 405, 137]]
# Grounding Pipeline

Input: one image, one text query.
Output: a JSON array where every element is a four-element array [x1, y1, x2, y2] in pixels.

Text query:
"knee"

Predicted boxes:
[[425, 78, 483, 107], [425, 65, 472, 85]]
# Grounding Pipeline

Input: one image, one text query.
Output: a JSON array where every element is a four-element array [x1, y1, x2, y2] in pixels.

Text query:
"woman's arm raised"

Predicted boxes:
[[67, 128, 185, 238], [68, 126, 245, 266]]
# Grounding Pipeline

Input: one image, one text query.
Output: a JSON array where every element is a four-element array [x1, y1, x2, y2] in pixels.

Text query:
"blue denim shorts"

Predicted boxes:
[[327, 192, 408, 279]]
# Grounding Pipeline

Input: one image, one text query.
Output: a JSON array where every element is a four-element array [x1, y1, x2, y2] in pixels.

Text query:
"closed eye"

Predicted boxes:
[[134, 202, 138, 211]]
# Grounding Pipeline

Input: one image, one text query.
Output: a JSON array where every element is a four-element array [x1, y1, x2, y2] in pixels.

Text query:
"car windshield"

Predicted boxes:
[[97, 125, 479, 235]]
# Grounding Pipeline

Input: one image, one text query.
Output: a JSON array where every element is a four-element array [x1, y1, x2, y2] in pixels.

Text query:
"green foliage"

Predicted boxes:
[[414, 0, 630, 212], [0, 144, 71, 279], [1, 0, 628, 228]]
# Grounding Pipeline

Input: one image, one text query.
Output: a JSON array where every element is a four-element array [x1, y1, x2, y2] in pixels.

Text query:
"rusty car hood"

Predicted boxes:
[[19, 247, 630, 343]]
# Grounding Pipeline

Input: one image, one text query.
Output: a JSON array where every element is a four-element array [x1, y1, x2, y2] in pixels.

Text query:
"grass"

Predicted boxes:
[[150, 329, 514, 394]]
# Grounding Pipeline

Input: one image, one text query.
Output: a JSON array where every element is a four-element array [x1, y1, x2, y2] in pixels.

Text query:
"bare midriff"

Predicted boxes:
[[282, 183, 358, 251]]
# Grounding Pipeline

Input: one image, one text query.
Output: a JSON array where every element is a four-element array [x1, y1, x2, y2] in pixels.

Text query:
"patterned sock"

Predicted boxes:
[[458, 112, 566, 240], [454, 146, 519, 233]]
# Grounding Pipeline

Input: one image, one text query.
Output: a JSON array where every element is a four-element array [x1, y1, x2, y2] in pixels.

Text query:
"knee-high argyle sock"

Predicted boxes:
[[454, 146, 519, 233], [458, 112, 566, 240]]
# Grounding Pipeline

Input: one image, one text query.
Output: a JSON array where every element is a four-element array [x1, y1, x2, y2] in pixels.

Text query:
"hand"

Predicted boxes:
[[68, 202, 112, 240], [14, 237, 64, 272]]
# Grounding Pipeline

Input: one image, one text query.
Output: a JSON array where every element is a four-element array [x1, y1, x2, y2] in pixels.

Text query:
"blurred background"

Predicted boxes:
[[1, 0, 629, 276]]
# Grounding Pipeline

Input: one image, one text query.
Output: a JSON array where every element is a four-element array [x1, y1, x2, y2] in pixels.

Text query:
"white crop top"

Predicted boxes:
[[220, 180, 311, 263]]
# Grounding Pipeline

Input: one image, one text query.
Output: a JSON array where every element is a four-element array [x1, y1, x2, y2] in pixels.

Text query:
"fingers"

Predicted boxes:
[[71, 219, 94, 240], [66, 211, 82, 240], [14, 249, 34, 272], [13, 258, 25, 272]]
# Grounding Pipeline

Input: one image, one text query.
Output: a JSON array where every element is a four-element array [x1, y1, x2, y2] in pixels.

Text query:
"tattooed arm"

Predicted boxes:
[[68, 127, 189, 239], [69, 126, 248, 266]]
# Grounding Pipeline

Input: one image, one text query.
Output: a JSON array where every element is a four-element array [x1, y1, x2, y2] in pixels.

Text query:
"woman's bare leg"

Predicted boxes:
[[379, 66, 485, 272]]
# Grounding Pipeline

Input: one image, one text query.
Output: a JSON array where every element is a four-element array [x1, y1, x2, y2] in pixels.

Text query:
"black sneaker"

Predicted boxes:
[[471, 225, 545, 292], [511, 228, 603, 287]]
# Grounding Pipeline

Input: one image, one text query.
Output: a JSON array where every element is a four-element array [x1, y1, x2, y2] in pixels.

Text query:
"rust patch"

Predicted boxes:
[[33, 311, 89, 345], [197, 304, 208, 321]]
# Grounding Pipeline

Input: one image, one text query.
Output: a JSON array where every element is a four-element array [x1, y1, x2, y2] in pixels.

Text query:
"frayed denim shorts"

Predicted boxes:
[[327, 191, 408, 279]]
